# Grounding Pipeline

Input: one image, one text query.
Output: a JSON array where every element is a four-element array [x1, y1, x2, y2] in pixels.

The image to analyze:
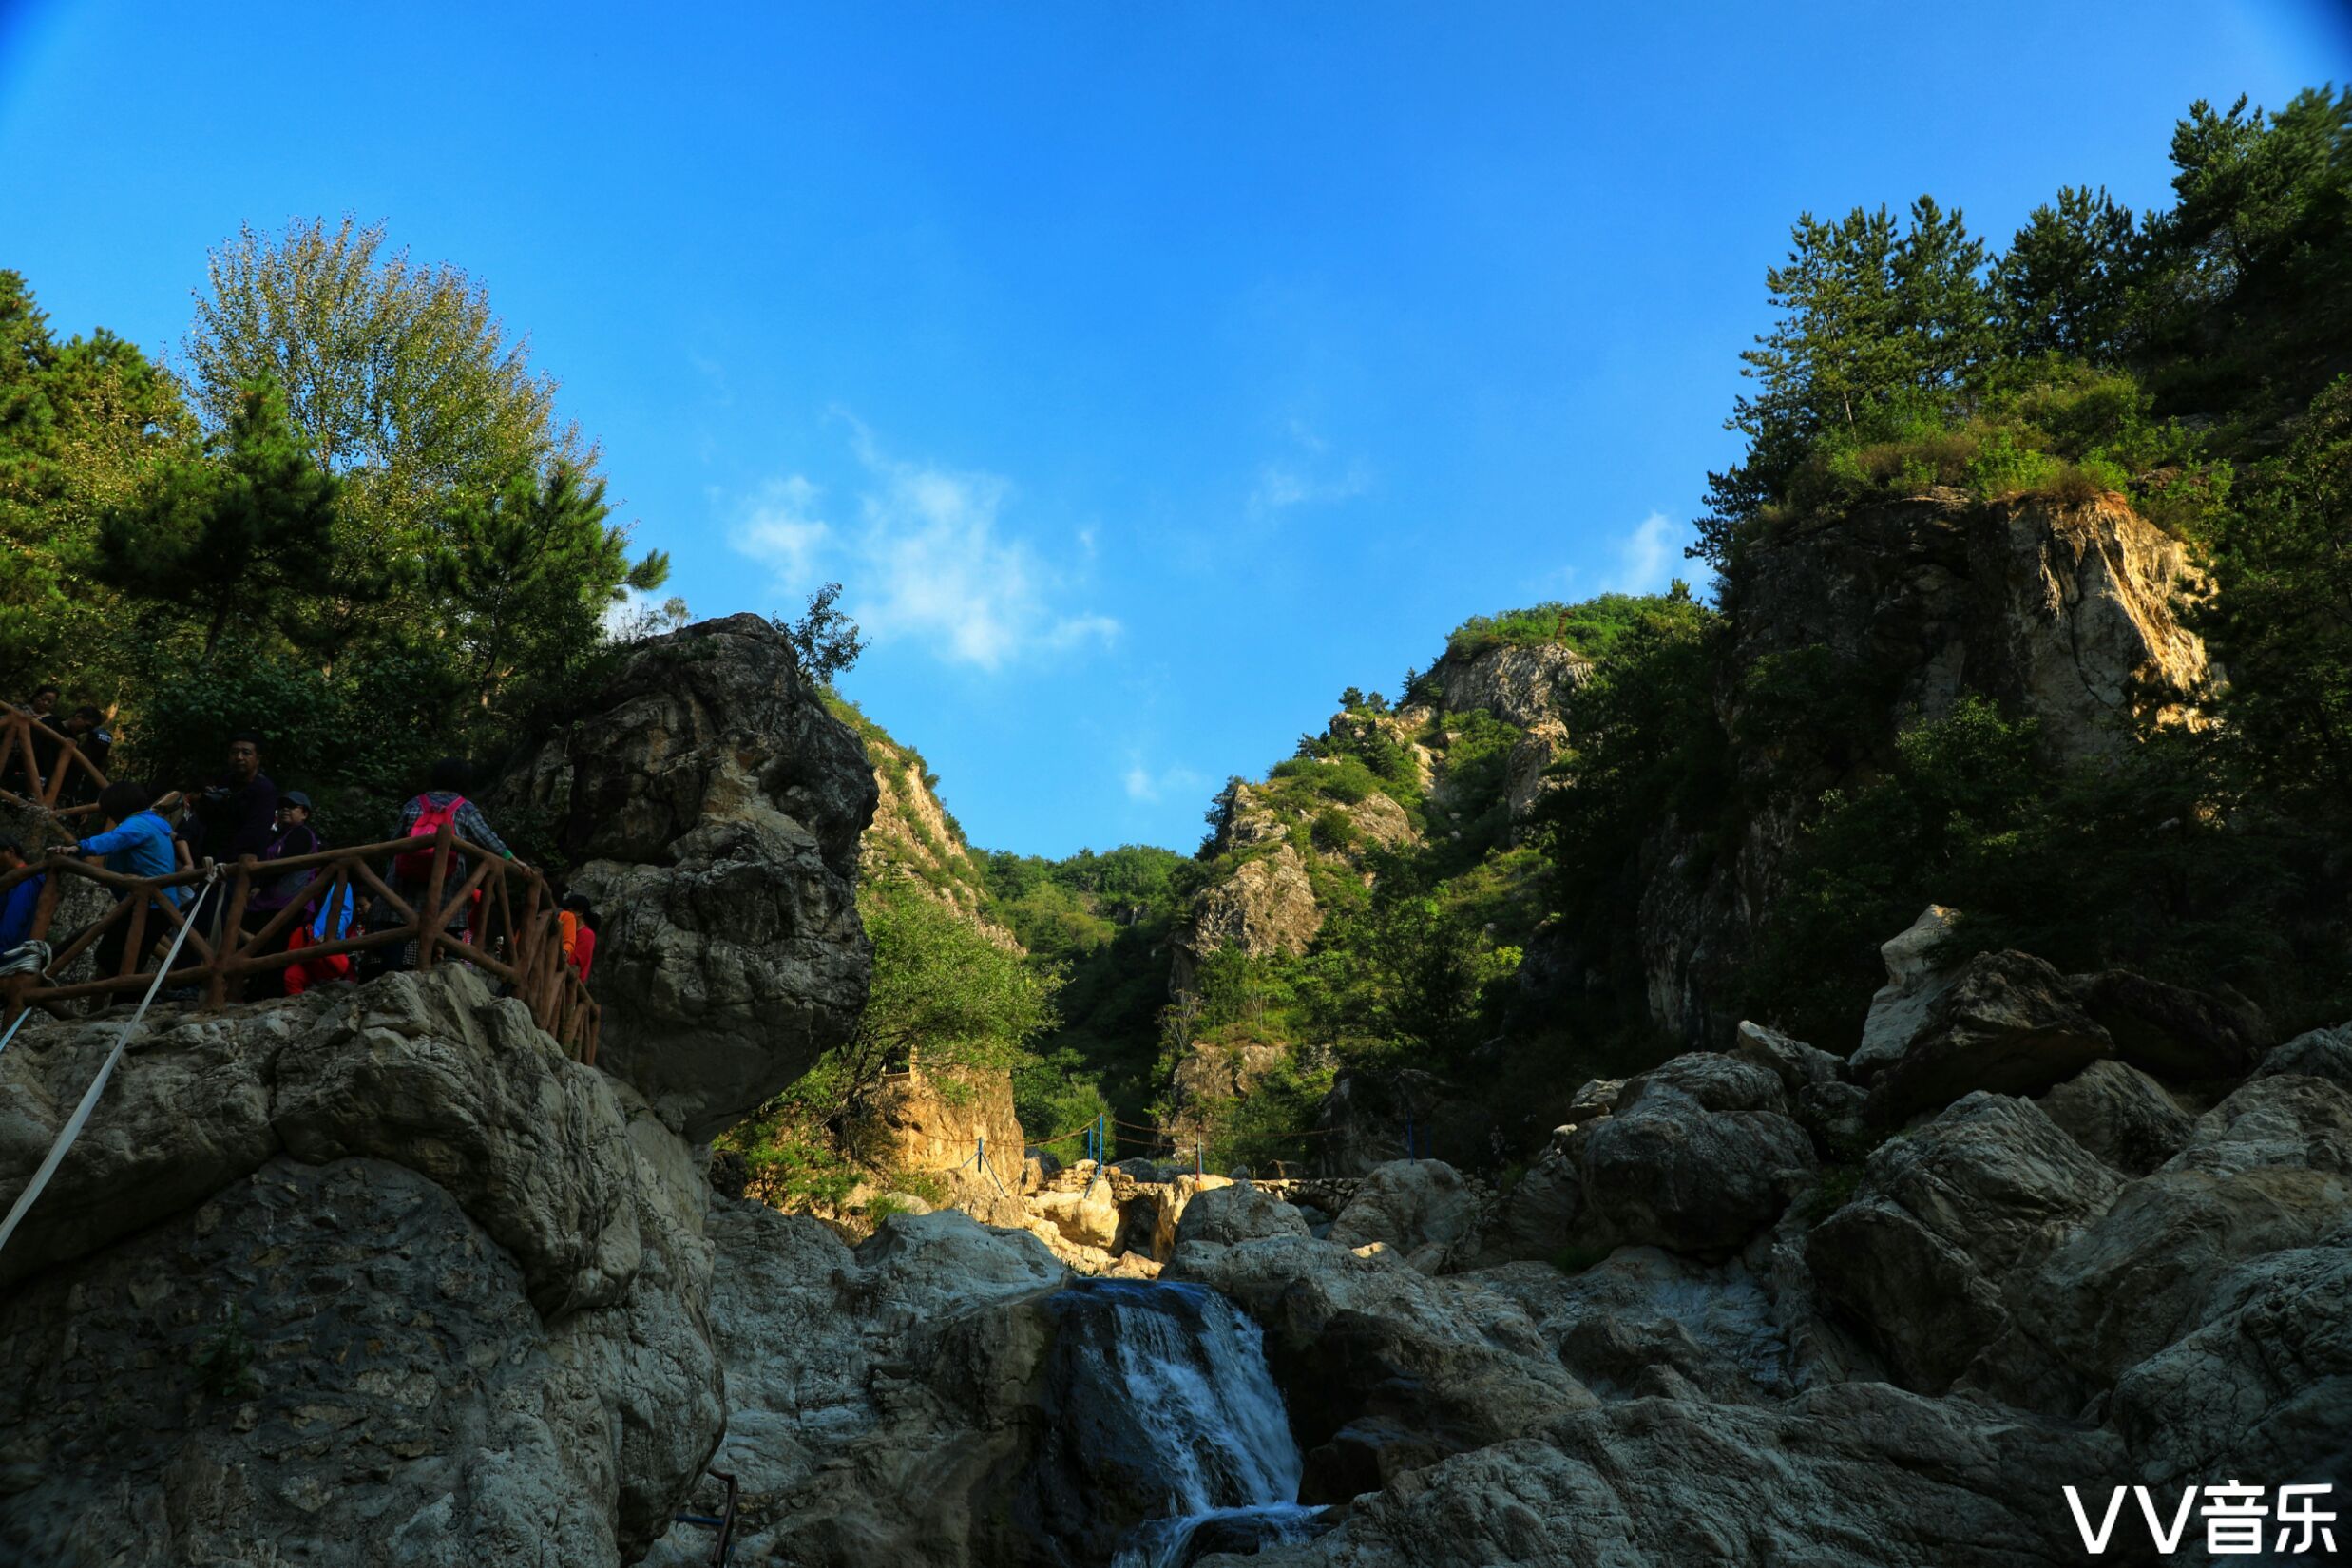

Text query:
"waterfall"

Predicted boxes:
[[1042, 1279, 1329, 1568]]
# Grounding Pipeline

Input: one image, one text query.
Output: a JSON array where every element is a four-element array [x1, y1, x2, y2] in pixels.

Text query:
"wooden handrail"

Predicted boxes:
[[0, 821, 599, 1064], [0, 705, 109, 828]]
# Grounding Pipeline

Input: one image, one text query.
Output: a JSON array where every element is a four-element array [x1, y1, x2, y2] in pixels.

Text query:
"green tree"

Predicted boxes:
[[1994, 186, 2138, 358], [0, 271, 194, 682], [2200, 376, 2352, 828], [1698, 198, 1995, 565], [94, 380, 343, 659], [429, 462, 669, 716]]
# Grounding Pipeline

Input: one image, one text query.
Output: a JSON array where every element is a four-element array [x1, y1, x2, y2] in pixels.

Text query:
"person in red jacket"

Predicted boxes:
[[561, 891, 599, 982]]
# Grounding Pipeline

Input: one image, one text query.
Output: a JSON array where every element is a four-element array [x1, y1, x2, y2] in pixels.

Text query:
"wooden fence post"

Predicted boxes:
[[208, 855, 257, 1007], [416, 822, 453, 973]]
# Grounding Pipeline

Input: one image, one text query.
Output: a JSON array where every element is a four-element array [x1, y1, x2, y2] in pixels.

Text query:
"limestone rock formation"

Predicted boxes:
[[1179, 843, 1322, 968], [1431, 641, 1592, 729], [870, 1066, 1029, 1228], [493, 613, 875, 1143]]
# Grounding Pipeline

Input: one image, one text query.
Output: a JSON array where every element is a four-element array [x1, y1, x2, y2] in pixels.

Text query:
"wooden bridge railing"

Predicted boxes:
[[0, 822, 598, 1063], [0, 706, 108, 829]]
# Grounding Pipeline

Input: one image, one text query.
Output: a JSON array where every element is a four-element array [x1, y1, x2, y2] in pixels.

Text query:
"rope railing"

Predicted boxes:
[[0, 821, 599, 1063], [0, 706, 109, 829]]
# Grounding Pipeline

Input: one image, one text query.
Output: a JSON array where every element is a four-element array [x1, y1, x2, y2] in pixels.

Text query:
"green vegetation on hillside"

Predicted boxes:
[[717, 872, 1063, 1209], [1661, 86, 2352, 1042]]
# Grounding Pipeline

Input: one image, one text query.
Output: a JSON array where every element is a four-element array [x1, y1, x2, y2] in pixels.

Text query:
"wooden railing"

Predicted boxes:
[[0, 705, 108, 828], [0, 822, 599, 1062]]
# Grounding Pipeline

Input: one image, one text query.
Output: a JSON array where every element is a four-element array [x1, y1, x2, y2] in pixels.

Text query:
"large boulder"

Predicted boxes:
[[1168, 1233, 1594, 1502], [2036, 1059, 2194, 1176], [1172, 1181, 1311, 1252], [1489, 1054, 1814, 1261], [493, 614, 875, 1143], [1329, 1159, 1481, 1273], [1579, 1054, 1816, 1252], [1861, 949, 2114, 1125], [0, 970, 731, 1566], [1234, 1380, 2134, 1568], [0, 966, 641, 1312], [640, 1204, 1069, 1568], [2066, 968, 2268, 1083], [1806, 1092, 2122, 1393], [0, 1157, 666, 1568], [1852, 905, 1961, 1077]]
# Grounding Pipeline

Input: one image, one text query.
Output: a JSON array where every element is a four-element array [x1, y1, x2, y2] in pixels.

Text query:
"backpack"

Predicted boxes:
[[310, 883, 355, 944], [394, 794, 465, 882]]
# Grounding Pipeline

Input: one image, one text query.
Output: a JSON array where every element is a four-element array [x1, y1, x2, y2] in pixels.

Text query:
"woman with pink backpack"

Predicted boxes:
[[365, 757, 514, 975]]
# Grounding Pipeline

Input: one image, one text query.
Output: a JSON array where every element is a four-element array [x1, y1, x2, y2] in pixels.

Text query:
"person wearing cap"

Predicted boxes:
[[242, 789, 322, 998]]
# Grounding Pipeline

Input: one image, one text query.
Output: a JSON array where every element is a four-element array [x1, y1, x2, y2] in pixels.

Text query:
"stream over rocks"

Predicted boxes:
[[1028, 1280, 1329, 1568]]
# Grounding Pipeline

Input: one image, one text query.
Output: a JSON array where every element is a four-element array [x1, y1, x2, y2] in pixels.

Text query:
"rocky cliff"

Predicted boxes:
[[0, 615, 880, 1566], [495, 613, 876, 1142], [1640, 491, 2214, 1048]]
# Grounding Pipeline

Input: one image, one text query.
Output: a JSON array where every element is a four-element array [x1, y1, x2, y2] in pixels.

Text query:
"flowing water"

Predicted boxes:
[[1050, 1279, 1330, 1568]]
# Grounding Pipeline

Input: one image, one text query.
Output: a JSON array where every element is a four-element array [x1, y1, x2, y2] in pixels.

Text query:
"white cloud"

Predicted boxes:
[[732, 475, 832, 586], [729, 433, 1118, 671], [1604, 511, 1692, 594], [1122, 758, 1205, 804], [1250, 420, 1371, 515]]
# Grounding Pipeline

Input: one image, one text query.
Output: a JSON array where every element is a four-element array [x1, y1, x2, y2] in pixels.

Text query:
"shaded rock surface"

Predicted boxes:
[[1860, 949, 2114, 1125], [1637, 492, 2214, 1053], [493, 613, 875, 1143]]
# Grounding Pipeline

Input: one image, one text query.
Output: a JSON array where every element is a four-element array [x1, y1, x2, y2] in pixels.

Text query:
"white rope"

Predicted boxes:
[[0, 870, 218, 1259]]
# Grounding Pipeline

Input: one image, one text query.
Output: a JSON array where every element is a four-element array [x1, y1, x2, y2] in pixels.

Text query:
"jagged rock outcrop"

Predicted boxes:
[[1430, 642, 1592, 730], [1174, 842, 1321, 984], [1859, 948, 2116, 1125], [1638, 492, 2214, 1050], [1805, 1091, 2123, 1393], [494, 613, 875, 1143]]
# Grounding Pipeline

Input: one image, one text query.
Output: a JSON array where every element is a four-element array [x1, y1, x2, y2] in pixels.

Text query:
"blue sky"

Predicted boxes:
[[3, 2, 2347, 856]]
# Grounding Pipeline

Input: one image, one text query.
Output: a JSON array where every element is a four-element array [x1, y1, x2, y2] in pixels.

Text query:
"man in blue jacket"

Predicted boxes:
[[77, 779, 186, 993]]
